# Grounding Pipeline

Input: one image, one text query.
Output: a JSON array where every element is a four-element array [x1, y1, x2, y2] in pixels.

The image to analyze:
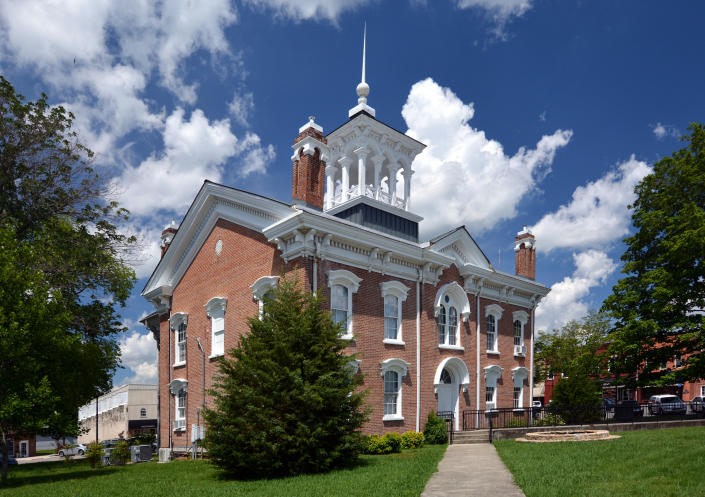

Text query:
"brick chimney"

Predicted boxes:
[[291, 116, 328, 209], [160, 220, 178, 258], [514, 225, 536, 280]]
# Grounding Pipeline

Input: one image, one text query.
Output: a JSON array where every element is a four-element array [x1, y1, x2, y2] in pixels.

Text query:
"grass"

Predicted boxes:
[[1, 445, 446, 497], [34, 450, 56, 456], [495, 426, 705, 497]]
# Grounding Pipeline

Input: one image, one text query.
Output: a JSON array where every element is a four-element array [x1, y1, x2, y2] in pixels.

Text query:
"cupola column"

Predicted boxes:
[[339, 157, 352, 202], [355, 146, 369, 198], [325, 164, 337, 209], [389, 166, 398, 205], [403, 167, 413, 211], [371, 155, 384, 200]]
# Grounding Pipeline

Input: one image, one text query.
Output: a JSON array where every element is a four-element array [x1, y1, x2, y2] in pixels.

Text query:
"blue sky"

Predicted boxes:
[[1, 0, 703, 387]]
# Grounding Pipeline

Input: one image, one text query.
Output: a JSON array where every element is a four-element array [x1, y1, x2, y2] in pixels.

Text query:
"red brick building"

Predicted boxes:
[[142, 75, 549, 451]]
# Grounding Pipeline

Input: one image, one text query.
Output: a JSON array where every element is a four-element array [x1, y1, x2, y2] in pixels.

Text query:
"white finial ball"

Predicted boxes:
[[356, 81, 370, 98]]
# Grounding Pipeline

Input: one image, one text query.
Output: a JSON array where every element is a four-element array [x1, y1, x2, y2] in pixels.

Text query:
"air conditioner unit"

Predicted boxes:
[[485, 402, 496, 410], [130, 445, 152, 463], [514, 344, 527, 356]]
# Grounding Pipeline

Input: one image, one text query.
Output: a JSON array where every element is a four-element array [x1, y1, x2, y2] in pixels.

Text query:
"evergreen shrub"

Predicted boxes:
[[85, 441, 104, 469], [111, 440, 130, 465], [423, 412, 448, 444], [361, 433, 402, 454], [204, 277, 368, 478]]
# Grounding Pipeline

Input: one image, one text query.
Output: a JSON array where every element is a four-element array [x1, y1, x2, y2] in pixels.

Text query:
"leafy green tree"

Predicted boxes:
[[203, 277, 368, 478], [0, 77, 135, 484], [604, 124, 705, 386], [534, 310, 612, 382], [549, 373, 602, 424]]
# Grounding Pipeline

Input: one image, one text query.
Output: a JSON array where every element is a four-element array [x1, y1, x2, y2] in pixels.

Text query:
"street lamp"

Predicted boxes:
[[194, 337, 206, 460]]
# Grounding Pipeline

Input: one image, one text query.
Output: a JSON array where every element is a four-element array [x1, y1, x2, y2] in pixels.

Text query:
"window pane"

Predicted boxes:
[[486, 315, 495, 351], [213, 330, 224, 356], [514, 320, 522, 346], [384, 371, 399, 415], [513, 387, 521, 408], [331, 285, 348, 311], [438, 305, 447, 344], [384, 317, 398, 340], [448, 307, 457, 346], [384, 295, 399, 340], [485, 386, 494, 403]]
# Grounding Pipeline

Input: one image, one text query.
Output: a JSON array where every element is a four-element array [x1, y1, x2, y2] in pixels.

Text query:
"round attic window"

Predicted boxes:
[[215, 239, 223, 256]]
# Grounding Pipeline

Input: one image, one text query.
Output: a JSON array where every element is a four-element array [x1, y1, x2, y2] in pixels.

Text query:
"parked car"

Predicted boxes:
[[690, 396, 705, 413], [58, 443, 86, 457], [602, 398, 616, 412], [616, 399, 643, 418], [647, 394, 687, 415], [99, 439, 121, 448]]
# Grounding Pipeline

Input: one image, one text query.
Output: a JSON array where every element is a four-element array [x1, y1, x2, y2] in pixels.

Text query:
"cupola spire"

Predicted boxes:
[[349, 23, 376, 118]]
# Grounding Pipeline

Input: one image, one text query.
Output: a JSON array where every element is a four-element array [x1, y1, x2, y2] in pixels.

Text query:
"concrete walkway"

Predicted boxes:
[[421, 444, 525, 497]]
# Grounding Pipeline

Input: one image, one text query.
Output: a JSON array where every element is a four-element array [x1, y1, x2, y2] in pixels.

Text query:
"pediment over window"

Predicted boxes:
[[512, 310, 529, 324], [250, 276, 279, 301], [169, 312, 188, 329], [512, 367, 529, 388], [327, 269, 362, 293], [484, 365, 503, 388], [434, 282, 470, 321], [433, 357, 471, 393], [169, 378, 188, 394], [380, 358, 410, 378]]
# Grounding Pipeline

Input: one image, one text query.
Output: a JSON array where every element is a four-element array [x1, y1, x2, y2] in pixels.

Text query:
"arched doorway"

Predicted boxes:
[[434, 357, 471, 431]]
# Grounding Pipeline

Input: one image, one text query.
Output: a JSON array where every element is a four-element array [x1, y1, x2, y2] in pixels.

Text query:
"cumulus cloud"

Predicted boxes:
[[119, 330, 158, 385], [243, 0, 372, 22], [402, 78, 572, 238], [535, 250, 617, 332], [531, 156, 652, 252], [455, 0, 532, 38], [229, 91, 255, 127], [651, 122, 680, 140]]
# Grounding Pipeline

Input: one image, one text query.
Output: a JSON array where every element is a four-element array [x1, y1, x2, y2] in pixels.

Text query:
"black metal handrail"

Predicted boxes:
[[437, 411, 454, 444]]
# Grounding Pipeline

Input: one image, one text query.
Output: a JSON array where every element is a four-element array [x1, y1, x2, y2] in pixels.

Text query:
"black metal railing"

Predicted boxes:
[[437, 411, 454, 444], [460, 402, 705, 431]]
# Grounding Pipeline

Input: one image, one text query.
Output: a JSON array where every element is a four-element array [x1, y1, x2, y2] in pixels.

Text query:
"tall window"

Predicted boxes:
[[175, 390, 186, 430], [384, 295, 399, 340], [485, 386, 495, 405], [140, 408, 147, 418], [513, 387, 521, 408], [513, 320, 522, 346], [176, 322, 187, 364], [486, 315, 496, 351], [384, 371, 400, 416], [438, 304, 447, 344], [206, 297, 227, 358], [438, 295, 459, 347], [331, 284, 349, 332]]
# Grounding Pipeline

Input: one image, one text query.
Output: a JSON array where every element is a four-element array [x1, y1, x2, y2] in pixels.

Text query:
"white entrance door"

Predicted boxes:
[[19, 440, 28, 458], [437, 384, 459, 430]]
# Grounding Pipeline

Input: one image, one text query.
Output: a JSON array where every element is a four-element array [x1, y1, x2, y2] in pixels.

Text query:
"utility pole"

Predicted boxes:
[[194, 338, 206, 460]]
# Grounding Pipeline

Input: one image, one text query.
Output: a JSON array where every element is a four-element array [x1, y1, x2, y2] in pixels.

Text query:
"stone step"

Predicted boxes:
[[452, 430, 492, 444]]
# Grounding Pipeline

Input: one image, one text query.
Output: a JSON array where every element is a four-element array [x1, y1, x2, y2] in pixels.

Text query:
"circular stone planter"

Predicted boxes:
[[516, 430, 620, 443]]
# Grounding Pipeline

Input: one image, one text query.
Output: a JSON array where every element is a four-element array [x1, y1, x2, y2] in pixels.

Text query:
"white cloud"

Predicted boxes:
[[243, 0, 371, 22], [539, 110, 546, 122], [402, 78, 572, 238], [229, 91, 255, 127], [651, 122, 680, 140], [535, 250, 617, 332], [455, 0, 532, 38], [119, 330, 158, 385], [531, 156, 652, 252]]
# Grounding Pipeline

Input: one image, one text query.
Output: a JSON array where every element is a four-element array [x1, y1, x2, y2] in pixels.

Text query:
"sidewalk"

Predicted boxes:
[[421, 444, 525, 497]]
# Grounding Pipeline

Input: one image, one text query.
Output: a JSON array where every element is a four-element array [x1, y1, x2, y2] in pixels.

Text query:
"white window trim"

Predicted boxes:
[[380, 358, 410, 421], [484, 364, 503, 408], [512, 310, 528, 350], [380, 281, 410, 345], [170, 312, 188, 367], [328, 270, 362, 340], [485, 304, 503, 354], [205, 297, 227, 358], [251, 275, 279, 318], [169, 378, 188, 432], [512, 367, 528, 409]]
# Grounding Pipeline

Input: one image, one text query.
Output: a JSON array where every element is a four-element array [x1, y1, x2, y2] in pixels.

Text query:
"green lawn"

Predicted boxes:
[[1, 445, 446, 497], [495, 426, 705, 497]]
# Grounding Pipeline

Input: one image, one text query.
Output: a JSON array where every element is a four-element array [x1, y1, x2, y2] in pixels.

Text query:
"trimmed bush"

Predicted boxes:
[[423, 412, 448, 444], [361, 433, 403, 455], [400, 431, 424, 449], [85, 441, 104, 469]]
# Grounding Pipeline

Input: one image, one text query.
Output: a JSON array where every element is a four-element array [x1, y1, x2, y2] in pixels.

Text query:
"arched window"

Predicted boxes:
[[380, 280, 409, 344], [438, 304, 447, 344], [513, 320, 522, 346], [251, 276, 279, 319], [327, 270, 362, 340], [175, 390, 186, 430], [205, 297, 227, 358], [170, 313, 188, 366], [486, 315, 496, 352], [383, 371, 400, 416], [448, 307, 458, 346], [440, 368, 452, 384]]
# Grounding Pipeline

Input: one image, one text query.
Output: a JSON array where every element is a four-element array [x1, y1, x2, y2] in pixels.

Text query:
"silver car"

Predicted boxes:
[[690, 396, 705, 413], [58, 443, 86, 457], [648, 395, 687, 415]]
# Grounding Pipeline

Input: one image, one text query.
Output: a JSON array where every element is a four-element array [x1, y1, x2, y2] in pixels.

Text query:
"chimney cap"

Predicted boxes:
[[517, 225, 533, 237]]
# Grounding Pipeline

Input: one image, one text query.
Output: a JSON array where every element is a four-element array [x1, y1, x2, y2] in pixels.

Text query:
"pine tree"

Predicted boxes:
[[203, 276, 368, 478]]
